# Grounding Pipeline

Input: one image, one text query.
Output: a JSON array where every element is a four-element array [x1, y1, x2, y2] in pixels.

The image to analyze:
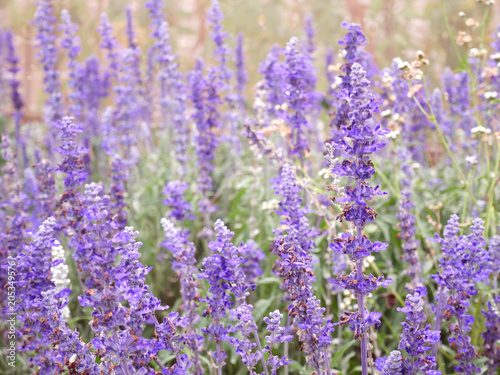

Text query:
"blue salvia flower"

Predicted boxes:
[[274, 235, 335, 375], [81, 56, 110, 138], [377, 287, 441, 374], [97, 13, 120, 79], [53, 116, 88, 201], [32, 0, 62, 128], [259, 45, 286, 122], [330, 22, 368, 131], [77, 183, 170, 373], [199, 219, 251, 373], [208, 0, 231, 85], [53, 116, 89, 248], [163, 180, 196, 221], [160, 218, 204, 374], [9, 217, 99, 374], [271, 163, 318, 253], [155, 21, 190, 177], [208, 0, 241, 152], [396, 154, 422, 291], [303, 13, 315, 55], [282, 37, 316, 157], [229, 303, 268, 374], [263, 310, 293, 375], [239, 240, 265, 286], [379, 58, 429, 160], [235, 32, 248, 116], [328, 62, 391, 375], [125, 6, 149, 128], [5, 30, 26, 167], [60, 9, 83, 120], [482, 293, 500, 374], [442, 68, 475, 139], [376, 351, 403, 375], [189, 60, 219, 228], [430, 216, 490, 374]]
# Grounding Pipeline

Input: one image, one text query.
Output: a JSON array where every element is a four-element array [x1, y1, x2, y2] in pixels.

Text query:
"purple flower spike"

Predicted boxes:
[[9, 217, 99, 374], [328, 62, 390, 375], [32, 0, 62, 125], [60, 9, 83, 120], [189, 59, 219, 223], [199, 219, 251, 373], [235, 32, 248, 115], [331, 22, 368, 131], [431, 215, 490, 374], [376, 286, 441, 375], [5, 30, 26, 167], [282, 37, 316, 157], [163, 180, 195, 221], [396, 153, 422, 291], [271, 163, 318, 254], [274, 236, 334, 374], [160, 218, 204, 373], [303, 13, 315, 55]]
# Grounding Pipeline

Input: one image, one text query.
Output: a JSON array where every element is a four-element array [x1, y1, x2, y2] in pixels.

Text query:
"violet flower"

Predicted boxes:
[[9, 217, 99, 374], [5, 30, 26, 167], [259, 45, 286, 122], [377, 287, 440, 375], [328, 62, 391, 375], [154, 21, 190, 177], [274, 235, 335, 374], [303, 13, 315, 56], [235, 32, 248, 115], [163, 180, 196, 221], [263, 310, 293, 375], [282, 37, 316, 157], [442, 68, 475, 138], [77, 183, 170, 373], [430, 215, 490, 374], [189, 59, 219, 227], [396, 155, 422, 291], [199, 219, 259, 374], [208, 0, 241, 152], [32, 0, 62, 130], [60, 9, 83, 120], [330, 22, 368, 131], [271, 163, 317, 253], [482, 294, 500, 374], [160, 218, 204, 374]]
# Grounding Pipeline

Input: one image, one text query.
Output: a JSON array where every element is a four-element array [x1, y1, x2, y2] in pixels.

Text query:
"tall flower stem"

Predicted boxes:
[[356, 253, 368, 375], [284, 314, 291, 375], [252, 330, 269, 375]]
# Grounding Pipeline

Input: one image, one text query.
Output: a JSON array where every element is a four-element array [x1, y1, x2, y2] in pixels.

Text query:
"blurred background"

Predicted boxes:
[[1, 0, 499, 121]]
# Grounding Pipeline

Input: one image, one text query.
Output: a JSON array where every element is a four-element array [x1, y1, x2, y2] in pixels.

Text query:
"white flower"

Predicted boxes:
[[491, 52, 500, 61], [397, 60, 411, 70], [50, 241, 71, 320], [386, 129, 401, 139], [471, 126, 491, 134], [484, 91, 498, 100], [466, 155, 478, 165], [381, 109, 392, 118]]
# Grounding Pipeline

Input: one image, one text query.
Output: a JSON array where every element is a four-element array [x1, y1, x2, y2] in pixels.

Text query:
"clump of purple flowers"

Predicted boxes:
[[431, 215, 490, 374], [376, 286, 441, 374]]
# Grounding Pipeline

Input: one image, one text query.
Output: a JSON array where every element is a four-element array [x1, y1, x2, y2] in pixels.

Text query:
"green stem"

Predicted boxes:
[[412, 79, 481, 214], [372, 158, 400, 199], [440, 0, 465, 67]]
